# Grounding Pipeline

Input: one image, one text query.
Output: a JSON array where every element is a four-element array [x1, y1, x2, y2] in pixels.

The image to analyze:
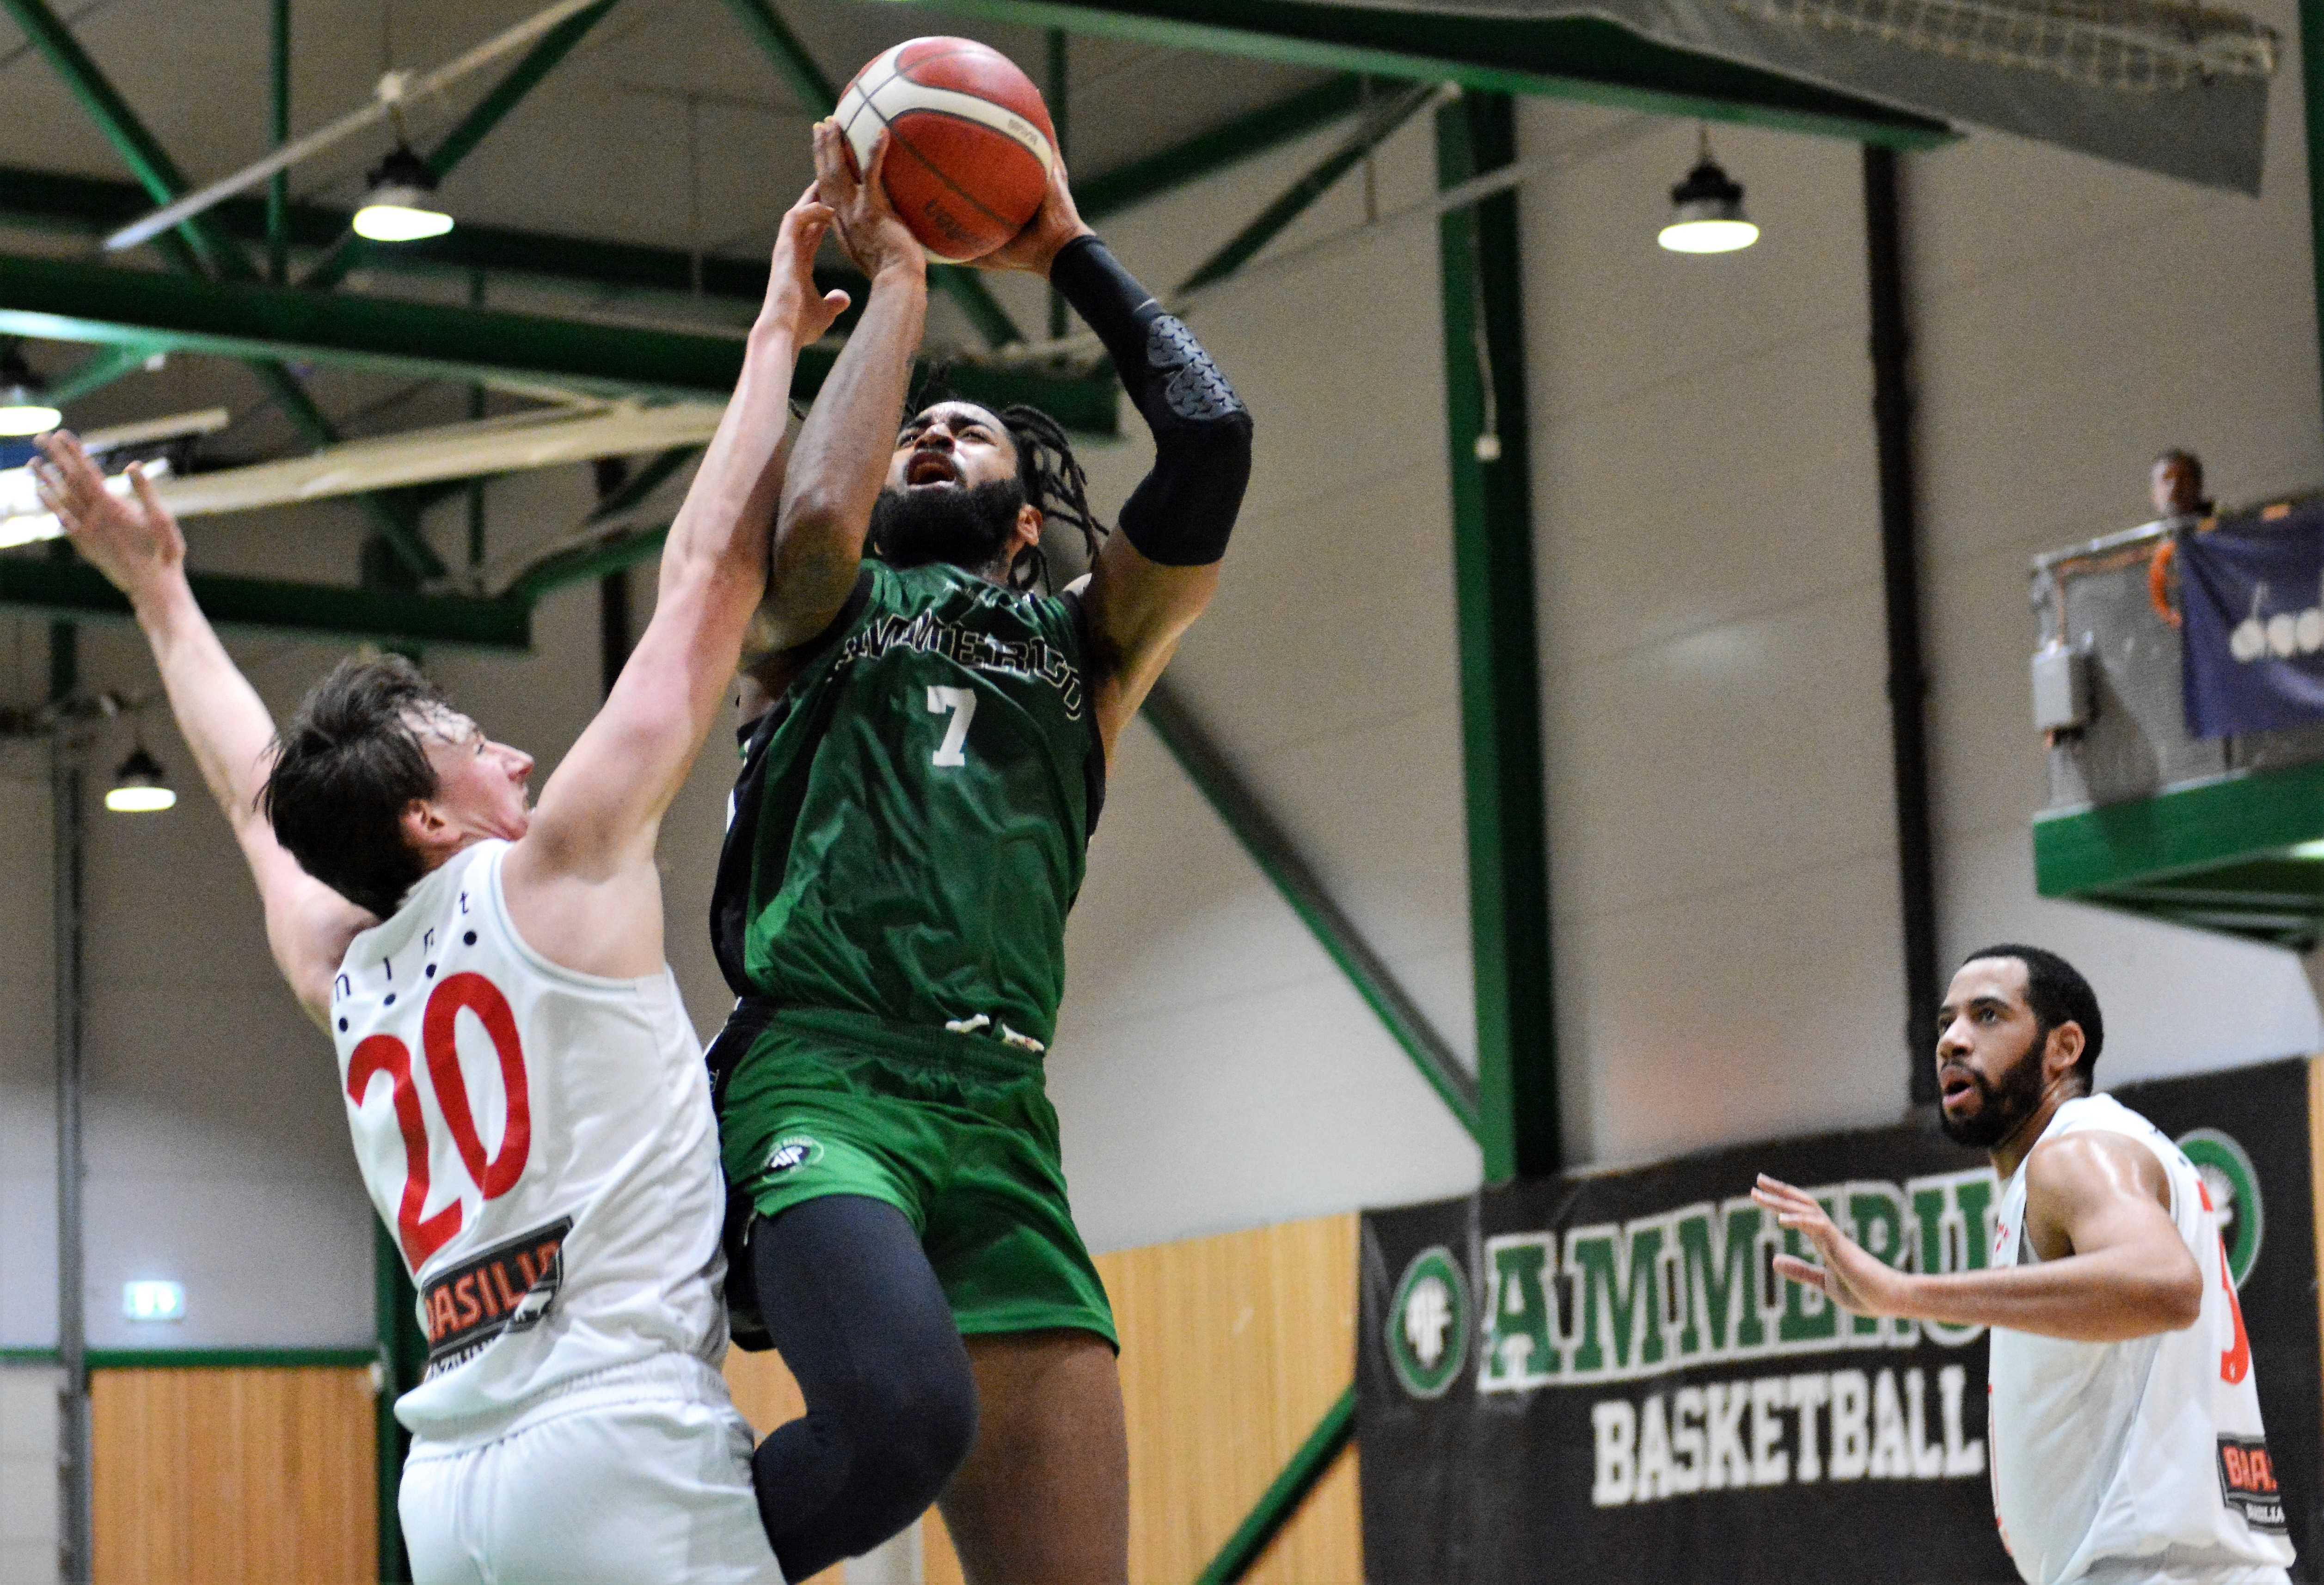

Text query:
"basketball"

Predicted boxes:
[[835, 37, 1057, 264]]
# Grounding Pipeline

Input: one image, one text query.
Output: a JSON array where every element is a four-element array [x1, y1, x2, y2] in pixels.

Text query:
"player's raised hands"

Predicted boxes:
[[978, 152, 1094, 278], [1754, 1174, 1915, 1319], [813, 119, 924, 281], [31, 431, 185, 605], [758, 183, 851, 348]]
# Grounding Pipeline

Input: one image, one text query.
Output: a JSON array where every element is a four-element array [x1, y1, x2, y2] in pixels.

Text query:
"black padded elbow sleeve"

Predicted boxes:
[[1050, 234, 1252, 566]]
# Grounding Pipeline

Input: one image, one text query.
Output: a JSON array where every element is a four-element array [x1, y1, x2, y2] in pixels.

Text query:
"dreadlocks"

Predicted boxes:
[[996, 404, 1106, 592]]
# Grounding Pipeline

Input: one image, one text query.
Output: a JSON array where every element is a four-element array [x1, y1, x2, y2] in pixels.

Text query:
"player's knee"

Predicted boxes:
[[850, 1347, 978, 1497]]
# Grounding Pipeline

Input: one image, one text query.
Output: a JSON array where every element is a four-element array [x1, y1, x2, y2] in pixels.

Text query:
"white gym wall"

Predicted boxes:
[[4, 0, 2324, 1365]]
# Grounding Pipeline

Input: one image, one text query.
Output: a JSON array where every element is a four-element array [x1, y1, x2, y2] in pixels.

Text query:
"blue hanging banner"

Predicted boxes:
[[2179, 503, 2324, 739]]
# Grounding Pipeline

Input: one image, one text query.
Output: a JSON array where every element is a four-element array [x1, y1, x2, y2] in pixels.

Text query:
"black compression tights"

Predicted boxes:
[[745, 1196, 979, 1580]]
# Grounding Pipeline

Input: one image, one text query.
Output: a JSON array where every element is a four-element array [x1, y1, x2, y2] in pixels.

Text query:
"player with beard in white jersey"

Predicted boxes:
[[1755, 945, 2294, 1585], [30, 187, 852, 1585]]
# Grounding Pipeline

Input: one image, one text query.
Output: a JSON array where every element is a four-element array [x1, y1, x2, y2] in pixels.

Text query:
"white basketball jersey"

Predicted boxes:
[[330, 840, 728, 1443], [1988, 1094, 2294, 1585]]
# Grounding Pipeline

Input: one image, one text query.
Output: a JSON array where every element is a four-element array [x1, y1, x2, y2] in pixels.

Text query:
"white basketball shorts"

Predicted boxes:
[[399, 1355, 784, 1585]]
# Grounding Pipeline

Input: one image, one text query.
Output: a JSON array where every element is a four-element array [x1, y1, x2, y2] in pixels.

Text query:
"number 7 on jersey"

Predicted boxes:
[[927, 685, 976, 766]]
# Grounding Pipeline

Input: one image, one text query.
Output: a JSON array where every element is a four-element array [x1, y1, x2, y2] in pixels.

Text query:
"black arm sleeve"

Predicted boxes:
[[1049, 234, 1253, 567]]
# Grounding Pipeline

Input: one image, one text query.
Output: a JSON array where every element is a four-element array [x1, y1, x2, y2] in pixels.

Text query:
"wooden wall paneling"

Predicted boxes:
[[1100, 1210, 1361, 1585], [729, 1209, 1361, 1585], [90, 1366, 375, 1585]]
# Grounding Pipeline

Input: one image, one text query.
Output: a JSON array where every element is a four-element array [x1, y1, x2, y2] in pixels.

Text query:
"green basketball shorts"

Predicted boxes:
[[717, 1005, 1117, 1348]]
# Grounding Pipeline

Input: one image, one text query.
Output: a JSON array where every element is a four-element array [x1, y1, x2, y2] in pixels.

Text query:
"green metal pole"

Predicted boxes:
[[374, 1223, 422, 1583], [1178, 80, 1433, 295], [1142, 679, 1482, 1139], [1193, 1388, 1356, 1585], [268, 0, 289, 284], [1078, 75, 1367, 220], [1437, 92, 1558, 1182]]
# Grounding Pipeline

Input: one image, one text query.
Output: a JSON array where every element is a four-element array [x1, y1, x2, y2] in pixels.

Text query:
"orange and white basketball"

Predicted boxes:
[[836, 37, 1057, 264]]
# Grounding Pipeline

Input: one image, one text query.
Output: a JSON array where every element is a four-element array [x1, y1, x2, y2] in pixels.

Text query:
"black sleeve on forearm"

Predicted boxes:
[[1049, 234, 1252, 567]]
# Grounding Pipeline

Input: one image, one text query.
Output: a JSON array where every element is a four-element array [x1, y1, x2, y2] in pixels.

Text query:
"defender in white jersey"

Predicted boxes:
[[1757, 945, 2294, 1585], [30, 186, 852, 1584]]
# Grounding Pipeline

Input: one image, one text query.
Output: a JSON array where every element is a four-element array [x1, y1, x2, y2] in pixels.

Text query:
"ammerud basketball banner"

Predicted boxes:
[[1356, 1058, 2322, 1584]]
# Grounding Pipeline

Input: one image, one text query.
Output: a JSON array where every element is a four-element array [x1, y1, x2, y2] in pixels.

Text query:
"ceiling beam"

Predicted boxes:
[[300, 0, 625, 294], [0, 552, 530, 648], [1179, 80, 1434, 294], [0, 249, 1119, 429], [712, 0, 1027, 346], [0, 67, 1385, 310], [1076, 73, 1365, 220], [0, 0, 444, 575], [867, 0, 1953, 147]]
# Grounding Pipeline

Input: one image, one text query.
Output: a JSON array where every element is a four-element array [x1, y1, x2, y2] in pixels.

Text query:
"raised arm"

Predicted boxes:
[[980, 161, 1254, 759], [1754, 1139, 2204, 1343], [506, 188, 848, 973], [745, 121, 929, 685], [32, 434, 369, 1023]]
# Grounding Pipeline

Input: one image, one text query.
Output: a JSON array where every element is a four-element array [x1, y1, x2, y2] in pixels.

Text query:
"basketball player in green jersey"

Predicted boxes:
[[708, 121, 1252, 1584]]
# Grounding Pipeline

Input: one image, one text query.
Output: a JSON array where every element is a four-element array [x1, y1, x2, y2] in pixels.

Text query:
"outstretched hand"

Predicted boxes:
[[812, 119, 924, 280], [1753, 1174, 1914, 1319], [758, 183, 851, 346], [31, 431, 185, 606], [977, 152, 1093, 277]]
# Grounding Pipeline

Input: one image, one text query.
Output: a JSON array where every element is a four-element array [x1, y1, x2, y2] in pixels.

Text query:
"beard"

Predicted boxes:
[[869, 477, 1025, 574], [1936, 1024, 2050, 1149]]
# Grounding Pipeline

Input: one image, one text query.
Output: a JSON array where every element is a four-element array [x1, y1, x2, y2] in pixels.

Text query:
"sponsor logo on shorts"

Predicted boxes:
[[762, 1135, 825, 1177], [420, 1217, 572, 1378], [2217, 1435, 2287, 1531], [1388, 1246, 1470, 1400]]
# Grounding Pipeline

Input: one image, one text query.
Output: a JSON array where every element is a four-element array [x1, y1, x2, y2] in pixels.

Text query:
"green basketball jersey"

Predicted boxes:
[[711, 560, 1104, 1052]]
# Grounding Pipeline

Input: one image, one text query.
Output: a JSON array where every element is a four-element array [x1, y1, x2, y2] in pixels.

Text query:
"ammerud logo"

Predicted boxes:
[[1474, 1168, 2000, 1394], [1389, 1246, 1470, 1399], [2179, 1128, 2264, 1289]]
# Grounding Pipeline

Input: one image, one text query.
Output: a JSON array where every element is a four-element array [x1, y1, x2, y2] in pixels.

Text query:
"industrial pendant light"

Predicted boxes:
[[0, 343, 62, 438], [1658, 128, 1759, 255], [105, 744, 176, 814], [353, 145, 454, 243]]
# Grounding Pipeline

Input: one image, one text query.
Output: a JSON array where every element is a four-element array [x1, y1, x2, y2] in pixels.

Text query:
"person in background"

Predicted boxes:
[[2153, 449, 2214, 523]]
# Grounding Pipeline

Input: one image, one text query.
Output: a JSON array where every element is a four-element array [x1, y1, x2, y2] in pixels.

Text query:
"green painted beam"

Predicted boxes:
[[505, 524, 671, 601], [0, 0, 443, 574], [1439, 94, 1558, 1183], [0, 249, 754, 398], [714, 0, 1026, 346], [1142, 677, 1482, 1139], [1193, 1387, 1355, 1585], [301, 0, 625, 295], [2033, 762, 2324, 896], [0, 165, 824, 314], [0, 0, 245, 275], [1077, 74, 1365, 220], [44, 343, 153, 405], [1179, 80, 1432, 294], [0, 553, 530, 649], [589, 446, 699, 522], [868, 0, 1954, 148], [0, 249, 1118, 430], [376, 1222, 425, 1584]]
